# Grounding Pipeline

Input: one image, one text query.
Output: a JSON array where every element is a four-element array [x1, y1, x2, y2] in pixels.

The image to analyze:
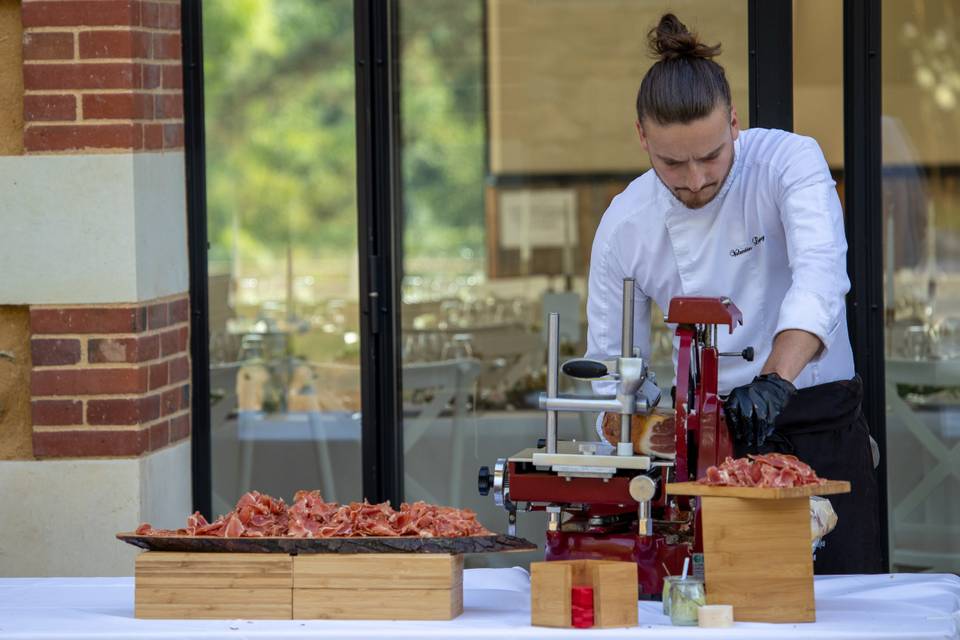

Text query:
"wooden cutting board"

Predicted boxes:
[[666, 479, 850, 500]]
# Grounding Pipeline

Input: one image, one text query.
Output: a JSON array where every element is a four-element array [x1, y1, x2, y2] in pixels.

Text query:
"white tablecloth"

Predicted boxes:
[[1, 568, 958, 639]]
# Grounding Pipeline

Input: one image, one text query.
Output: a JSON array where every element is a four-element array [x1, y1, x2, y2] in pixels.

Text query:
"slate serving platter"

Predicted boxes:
[[117, 532, 537, 554]]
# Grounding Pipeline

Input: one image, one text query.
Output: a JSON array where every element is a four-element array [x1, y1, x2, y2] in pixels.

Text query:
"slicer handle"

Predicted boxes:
[[561, 358, 609, 379], [719, 347, 754, 362]]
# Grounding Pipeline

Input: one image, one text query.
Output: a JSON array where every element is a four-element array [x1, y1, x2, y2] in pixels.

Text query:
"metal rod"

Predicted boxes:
[[540, 395, 641, 414], [546, 312, 560, 454], [619, 279, 635, 449]]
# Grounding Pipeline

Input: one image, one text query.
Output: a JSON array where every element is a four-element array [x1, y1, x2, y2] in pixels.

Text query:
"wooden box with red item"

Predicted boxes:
[[530, 560, 638, 629]]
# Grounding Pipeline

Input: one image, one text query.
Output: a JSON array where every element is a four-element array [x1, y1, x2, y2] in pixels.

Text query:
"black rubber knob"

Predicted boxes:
[[561, 359, 608, 379], [537, 438, 546, 449], [478, 466, 492, 496], [742, 347, 755, 362]]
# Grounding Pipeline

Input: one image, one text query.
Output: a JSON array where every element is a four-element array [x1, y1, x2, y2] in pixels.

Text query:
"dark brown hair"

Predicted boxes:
[[636, 14, 731, 125]]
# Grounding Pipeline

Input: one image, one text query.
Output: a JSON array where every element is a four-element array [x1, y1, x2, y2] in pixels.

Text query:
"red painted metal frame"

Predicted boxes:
[[666, 296, 743, 333]]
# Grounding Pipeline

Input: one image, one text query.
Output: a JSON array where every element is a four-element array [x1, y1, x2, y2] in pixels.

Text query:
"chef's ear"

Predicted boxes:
[[636, 120, 650, 151], [729, 106, 741, 140]]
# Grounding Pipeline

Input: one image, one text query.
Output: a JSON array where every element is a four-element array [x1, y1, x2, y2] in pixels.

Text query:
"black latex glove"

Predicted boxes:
[[723, 373, 797, 450]]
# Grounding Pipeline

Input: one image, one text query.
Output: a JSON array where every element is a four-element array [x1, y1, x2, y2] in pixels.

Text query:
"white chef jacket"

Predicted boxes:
[[585, 127, 855, 398]]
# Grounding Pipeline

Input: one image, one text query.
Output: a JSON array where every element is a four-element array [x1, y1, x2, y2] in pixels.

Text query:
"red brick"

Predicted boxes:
[[140, 394, 161, 422], [161, 64, 182, 89], [160, 386, 180, 416], [87, 335, 159, 363], [169, 412, 190, 442], [31, 338, 81, 366], [154, 93, 182, 119], [143, 123, 163, 149], [25, 123, 142, 151], [87, 397, 139, 424], [162, 123, 183, 149], [24, 62, 140, 90], [78, 30, 149, 59], [23, 32, 75, 60], [142, 63, 161, 89], [159, 328, 180, 357], [148, 361, 168, 390], [142, 2, 179, 30], [147, 302, 169, 329], [22, 1, 141, 28], [141, 2, 159, 28], [168, 355, 189, 384], [151, 32, 180, 60], [82, 92, 153, 120], [179, 326, 189, 351], [32, 367, 148, 396], [33, 429, 147, 458], [158, 3, 180, 30], [168, 298, 189, 323], [147, 419, 170, 450], [181, 383, 191, 408], [31, 307, 146, 333], [32, 400, 83, 426], [24, 95, 77, 122]]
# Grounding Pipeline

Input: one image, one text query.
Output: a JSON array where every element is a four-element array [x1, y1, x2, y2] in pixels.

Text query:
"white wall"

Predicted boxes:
[[0, 440, 191, 577], [0, 151, 188, 305]]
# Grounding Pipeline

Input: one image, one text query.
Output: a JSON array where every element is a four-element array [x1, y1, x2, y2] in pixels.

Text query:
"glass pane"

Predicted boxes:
[[203, 0, 361, 515], [397, 0, 748, 567], [882, 0, 960, 573]]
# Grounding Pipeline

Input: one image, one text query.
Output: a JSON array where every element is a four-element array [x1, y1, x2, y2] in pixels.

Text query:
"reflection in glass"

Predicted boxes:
[[882, 0, 960, 573], [203, 0, 361, 514]]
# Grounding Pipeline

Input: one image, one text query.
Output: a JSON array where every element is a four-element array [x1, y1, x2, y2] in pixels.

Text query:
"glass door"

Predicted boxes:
[[880, 0, 960, 573], [202, 0, 362, 515]]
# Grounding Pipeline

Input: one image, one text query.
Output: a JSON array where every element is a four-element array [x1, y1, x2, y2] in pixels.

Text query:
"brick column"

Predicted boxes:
[[30, 297, 191, 457], [22, 0, 183, 153], [0, 0, 193, 577]]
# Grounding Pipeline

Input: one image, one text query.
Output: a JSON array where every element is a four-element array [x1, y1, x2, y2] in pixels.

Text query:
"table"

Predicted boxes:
[[1, 569, 957, 639]]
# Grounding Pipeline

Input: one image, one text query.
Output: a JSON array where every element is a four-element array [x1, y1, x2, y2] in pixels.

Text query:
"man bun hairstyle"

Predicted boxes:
[[636, 13, 732, 125]]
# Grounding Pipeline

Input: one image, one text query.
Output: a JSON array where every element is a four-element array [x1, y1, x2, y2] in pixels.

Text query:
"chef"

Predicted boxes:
[[586, 13, 882, 574]]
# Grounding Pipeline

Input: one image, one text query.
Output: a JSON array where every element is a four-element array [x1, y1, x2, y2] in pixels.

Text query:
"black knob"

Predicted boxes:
[[478, 466, 492, 496], [742, 347, 755, 362], [537, 438, 546, 449], [561, 358, 608, 379]]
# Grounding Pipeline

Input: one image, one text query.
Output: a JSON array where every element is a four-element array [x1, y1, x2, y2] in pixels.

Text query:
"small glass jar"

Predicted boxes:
[[669, 578, 706, 626], [661, 576, 683, 616]]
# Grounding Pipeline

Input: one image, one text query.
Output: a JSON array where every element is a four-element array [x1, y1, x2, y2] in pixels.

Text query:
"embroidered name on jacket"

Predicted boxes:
[[730, 235, 765, 257]]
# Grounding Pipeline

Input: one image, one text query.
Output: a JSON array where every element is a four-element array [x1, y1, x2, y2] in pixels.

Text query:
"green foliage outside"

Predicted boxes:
[[202, 0, 487, 279]]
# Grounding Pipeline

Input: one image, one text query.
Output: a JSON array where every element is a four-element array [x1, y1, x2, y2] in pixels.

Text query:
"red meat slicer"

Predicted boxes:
[[478, 278, 753, 596]]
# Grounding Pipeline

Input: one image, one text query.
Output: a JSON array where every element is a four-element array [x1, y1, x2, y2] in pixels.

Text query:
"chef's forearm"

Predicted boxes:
[[760, 329, 823, 382]]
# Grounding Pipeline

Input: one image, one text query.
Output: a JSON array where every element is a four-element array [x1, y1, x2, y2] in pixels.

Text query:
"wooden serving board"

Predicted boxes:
[[117, 532, 536, 554], [134, 551, 465, 620], [666, 479, 850, 499], [666, 479, 850, 623]]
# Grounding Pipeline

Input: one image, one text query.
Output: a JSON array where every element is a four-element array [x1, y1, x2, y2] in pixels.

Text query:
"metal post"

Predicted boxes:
[[619, 279, 635, 452], [546, 312, 560, 454]]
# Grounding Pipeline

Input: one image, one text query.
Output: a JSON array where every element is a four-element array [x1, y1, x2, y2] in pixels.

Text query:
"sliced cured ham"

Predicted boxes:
[[135, 490, 491, 538], [698, 453, 827, 488]]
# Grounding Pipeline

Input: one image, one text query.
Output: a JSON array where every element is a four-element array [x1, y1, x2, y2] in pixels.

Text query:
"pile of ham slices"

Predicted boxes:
[[135, 490, 491, 538], [699, 453, 827, 488]]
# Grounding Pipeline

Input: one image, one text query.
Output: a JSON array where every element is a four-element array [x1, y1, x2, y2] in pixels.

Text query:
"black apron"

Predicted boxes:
[[734, 375, 885, 575]]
